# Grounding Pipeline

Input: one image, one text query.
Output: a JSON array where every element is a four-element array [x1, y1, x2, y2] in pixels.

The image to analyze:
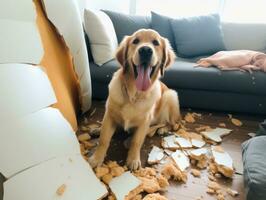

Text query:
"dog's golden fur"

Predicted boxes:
[[89, 29, 180, 170]]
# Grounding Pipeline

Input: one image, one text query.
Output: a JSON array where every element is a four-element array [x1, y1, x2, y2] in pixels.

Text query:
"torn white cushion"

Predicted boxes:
[[0, 108, 80, 178], [3, 155, 107, 200], [84, 9, 118, 66], [0, 64, 56, 121]]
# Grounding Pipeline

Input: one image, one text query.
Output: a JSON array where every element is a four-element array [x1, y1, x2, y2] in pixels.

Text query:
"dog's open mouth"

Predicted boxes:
[[133, 64, 156, 92]]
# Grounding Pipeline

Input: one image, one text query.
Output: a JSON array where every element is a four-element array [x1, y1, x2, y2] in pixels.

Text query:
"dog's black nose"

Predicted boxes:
[[138, 46, 153, 58]]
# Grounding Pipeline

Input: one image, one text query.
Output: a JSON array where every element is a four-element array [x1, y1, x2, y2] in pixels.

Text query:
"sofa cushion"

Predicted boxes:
[[170, 14, 225, 58], [242, 136, 266, 200], [103, 10, 150, 43], [162, 57, 266, 96], [84, 9, 118, 66], [151, 12, 176, 51]]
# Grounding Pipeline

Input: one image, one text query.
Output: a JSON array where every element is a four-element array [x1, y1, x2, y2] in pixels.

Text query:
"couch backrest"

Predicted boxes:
[[222, 22, 266, 51]]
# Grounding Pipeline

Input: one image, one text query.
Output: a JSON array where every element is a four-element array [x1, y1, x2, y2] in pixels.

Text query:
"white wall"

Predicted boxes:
[[85, 0, 130, 14]]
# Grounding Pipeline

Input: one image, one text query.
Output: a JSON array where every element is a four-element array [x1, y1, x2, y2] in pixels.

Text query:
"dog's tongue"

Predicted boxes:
[[136, 65, 151, 91]]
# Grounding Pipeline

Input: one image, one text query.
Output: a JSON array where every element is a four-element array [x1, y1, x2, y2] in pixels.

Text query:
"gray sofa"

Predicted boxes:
[[89, 57, 266, 115], [86, 12, 266, 115]]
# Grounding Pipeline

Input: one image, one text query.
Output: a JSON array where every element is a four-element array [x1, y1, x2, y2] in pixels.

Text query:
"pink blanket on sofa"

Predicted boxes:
[[197, 50, 266, 73]]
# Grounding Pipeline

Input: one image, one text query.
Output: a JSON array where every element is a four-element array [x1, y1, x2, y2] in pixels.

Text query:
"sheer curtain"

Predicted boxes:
[[135, 0, 222, 17]]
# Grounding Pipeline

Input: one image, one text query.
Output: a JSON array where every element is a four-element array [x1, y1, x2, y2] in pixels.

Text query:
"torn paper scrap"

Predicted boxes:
[[175, 137, 192, 148], [0, 64, 56, 121], [191, 139, 206, 148], [211, 146, 234, 178], [109, 171, 141, 200], [148, 146, 164, 164], [3, 155, 107, 200], [201, 128, 232, 143], [189, 148, 208, 169], [171, 150, 190, 172], [161, 135, 179, 150], [0, 108, 80, 178]]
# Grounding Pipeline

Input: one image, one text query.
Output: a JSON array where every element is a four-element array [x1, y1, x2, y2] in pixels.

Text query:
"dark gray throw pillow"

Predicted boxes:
[[170, 14, 225, 58], [242, 136, 266, 200], [151, 12, 176, 51], [102, 10, 151, 43]]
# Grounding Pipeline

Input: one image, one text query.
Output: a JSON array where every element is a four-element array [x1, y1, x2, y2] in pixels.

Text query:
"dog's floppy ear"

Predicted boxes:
[[116, 36, 130, 72], [160, 38, 176, 76]]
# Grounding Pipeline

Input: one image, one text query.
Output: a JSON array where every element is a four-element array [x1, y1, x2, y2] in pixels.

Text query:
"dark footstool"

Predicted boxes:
[[242, 135, 266, 200]]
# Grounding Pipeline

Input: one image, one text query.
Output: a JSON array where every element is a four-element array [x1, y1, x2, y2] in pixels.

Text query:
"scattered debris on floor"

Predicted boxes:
[[191, 169, 201, 177], [248, 132, 256, 137], [228, 114, 243, 127], [109, 171, 141, 200], [56, 184, 66, 196], [201, 128, 232, 143], [211, 146, 234, 178], [184, 112, 201, 123], [76, 110, 243, 200], [148, 146, 165, 164]]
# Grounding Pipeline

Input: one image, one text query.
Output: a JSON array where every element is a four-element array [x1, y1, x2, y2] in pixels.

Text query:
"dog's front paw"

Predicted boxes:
[[88, 153, 104, 168], [126, 157, 141, 171]]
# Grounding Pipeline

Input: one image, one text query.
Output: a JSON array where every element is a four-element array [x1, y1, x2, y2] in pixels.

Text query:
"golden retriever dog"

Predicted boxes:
[[89, 29, 180, 170]]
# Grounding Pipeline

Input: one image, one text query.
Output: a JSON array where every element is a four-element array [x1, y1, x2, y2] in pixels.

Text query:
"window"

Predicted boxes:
[[135, 0, 266, 23], [222, 0, 266, 23], [135, 0, 222, 17]]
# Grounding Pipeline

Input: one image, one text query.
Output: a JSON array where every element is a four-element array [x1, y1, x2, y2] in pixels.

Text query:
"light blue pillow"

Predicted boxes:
[[170, 14, 225, 58]]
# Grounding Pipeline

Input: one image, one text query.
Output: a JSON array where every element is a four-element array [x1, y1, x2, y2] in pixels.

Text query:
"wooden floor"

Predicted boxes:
[[79, 101, 265, 200]]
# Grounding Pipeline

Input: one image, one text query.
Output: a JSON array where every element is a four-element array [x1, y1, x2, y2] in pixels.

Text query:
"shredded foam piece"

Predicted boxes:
[[184, 113, 195, 123], [56, 184, 66, 196], [211, 146, 234, 178], [201, 128, 232, 143], [143, 193, 168, 200], [124, 186, 143, 200], [175, 137, 192, 148], [219, 123, 226, 127], [134, 167, 157, 178], [189, 148, 208, 169], [231, 118, 243, 127], [110, 166, 125, 177], [162, 135, 179, 150], [171, 150, 190, 171], [148, 146, 165, 164], [226, 188, 239, 197], [138, 177, 161, 193], [148, 124, 166, 137], [191, 169, 201, 177], [161, 163, 187, 183], [109, 172, 141, 200], [195, 125, 212, 132], [95, 166, 109, 178], [107, 161, 120, 168], [156, 174, 169, 188], [102, 173, 113, 184]]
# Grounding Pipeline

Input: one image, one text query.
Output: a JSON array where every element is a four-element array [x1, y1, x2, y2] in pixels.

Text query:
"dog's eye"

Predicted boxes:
[[152, 39, 160, 46], [132, 38, 139, 45]]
